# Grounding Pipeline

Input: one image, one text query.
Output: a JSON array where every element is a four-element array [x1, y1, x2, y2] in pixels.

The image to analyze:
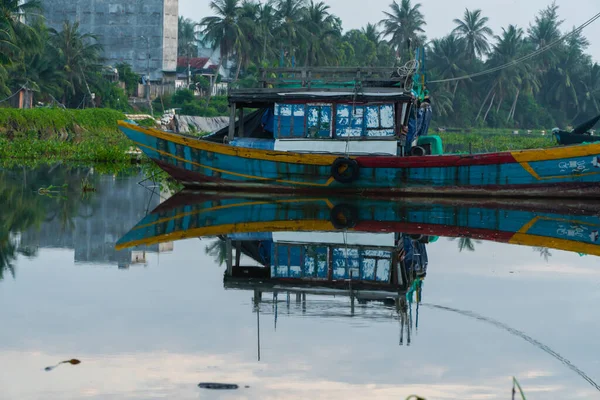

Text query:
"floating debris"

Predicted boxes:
[[198, 383, 239, 390], [44, 359, 81, 371], [81, 178, 96, 193]]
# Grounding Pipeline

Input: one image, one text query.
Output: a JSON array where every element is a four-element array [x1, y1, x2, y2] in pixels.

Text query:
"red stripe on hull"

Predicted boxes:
[[355, 152, 517, 168], [153, 158, 600, 198]]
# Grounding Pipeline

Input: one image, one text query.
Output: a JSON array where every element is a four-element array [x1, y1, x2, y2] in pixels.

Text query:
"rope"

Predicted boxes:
[[429, 11, 600, 84], [397, 59, 419, 92], [424, 303, 600, 392], [0, 84, 27, 104]]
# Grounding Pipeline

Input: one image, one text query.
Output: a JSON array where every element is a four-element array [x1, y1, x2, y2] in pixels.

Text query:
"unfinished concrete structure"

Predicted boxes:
[[40, 0, 178, 82]]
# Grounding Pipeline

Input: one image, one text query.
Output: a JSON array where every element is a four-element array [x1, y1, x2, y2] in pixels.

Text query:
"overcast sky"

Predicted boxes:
[[181, 0, 600, 62]]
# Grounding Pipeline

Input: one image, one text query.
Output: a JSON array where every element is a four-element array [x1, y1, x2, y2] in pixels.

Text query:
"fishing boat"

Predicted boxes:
[[115, 191, 600, 258], [554, 131, 600, 145], [554, 114, 600, 145], [118, 66, 600, 198]]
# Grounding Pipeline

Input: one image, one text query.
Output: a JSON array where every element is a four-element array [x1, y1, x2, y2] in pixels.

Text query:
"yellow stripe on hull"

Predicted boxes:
[[119, 121, 342, 165], [511, 142, 600, 163], [509, 233, 600, 256], [115, 220, 336, 250]]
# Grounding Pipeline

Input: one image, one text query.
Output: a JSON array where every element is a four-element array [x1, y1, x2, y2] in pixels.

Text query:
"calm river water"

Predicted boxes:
[[1, 166, 599, 399]]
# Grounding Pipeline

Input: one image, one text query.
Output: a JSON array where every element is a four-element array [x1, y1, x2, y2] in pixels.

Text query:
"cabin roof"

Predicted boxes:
[[229, 87, 414, 107], [229, 67, 415, 107]]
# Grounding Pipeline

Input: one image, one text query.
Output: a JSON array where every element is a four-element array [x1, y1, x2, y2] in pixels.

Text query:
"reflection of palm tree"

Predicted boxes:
[[205, 238, 227, 266], [0, 169, 48, 280], [449, 236, 480, 252], [0, 237, 38, 280], [0, 165, 97, 280], [534, 247, 552, 261], [0, 238, 17, 280]]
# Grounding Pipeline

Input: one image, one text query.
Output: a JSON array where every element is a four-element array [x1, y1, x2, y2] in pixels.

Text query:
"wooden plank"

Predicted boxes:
[[228, 102, 236, 141], [239, 108, 244, 138]]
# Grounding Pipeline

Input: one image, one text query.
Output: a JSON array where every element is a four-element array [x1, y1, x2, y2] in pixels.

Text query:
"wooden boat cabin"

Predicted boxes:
[[206, 67, 439, 157], [222, 229, 430, 295]]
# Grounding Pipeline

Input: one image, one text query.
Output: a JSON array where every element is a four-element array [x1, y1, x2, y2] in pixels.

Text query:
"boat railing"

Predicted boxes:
[[257, 67, 413, 89]]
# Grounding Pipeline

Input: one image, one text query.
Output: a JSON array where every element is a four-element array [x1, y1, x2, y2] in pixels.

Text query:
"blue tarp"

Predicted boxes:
[[261, 109, 275, 133]]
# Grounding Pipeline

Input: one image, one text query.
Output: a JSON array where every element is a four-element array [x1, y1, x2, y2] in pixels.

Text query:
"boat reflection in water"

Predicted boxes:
[[116, 192, 600, 259], [117, 191, 600, 338], [114, 192, 600, 393]]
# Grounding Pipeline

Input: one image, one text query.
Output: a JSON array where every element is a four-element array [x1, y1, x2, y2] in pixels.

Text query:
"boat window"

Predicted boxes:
[[365, 104, 395, 137], [274, 103, 306, 138], [273, 102, 397, 139], [336, 104, 396, 138], [271, 244, 329, 280], [306, 104, 332, 138], [336, 105, 364, 137], [333, 248, 392, 282]]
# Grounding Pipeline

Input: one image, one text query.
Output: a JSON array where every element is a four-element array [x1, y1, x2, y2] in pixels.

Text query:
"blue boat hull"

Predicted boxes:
[[119, 121, 600, 198], [116, 193, 600, 257]]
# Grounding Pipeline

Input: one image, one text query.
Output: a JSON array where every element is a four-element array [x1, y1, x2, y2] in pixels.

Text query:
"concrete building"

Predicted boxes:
[[40, 0, 178, 83]]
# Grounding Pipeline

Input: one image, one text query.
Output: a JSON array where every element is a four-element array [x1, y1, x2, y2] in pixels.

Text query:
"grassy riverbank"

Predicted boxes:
[[0, 108, 560, 166], [0, 108, 133, 163], [438, 131, 555, 154]]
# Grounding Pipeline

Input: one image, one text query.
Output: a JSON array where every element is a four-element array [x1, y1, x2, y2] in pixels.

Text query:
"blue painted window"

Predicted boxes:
[[335, 105, 365, 137], [332, 248, 392, 282], [336, 103, 396, 137], [271, 244, 328, 279], [365, 104, 395, 136], [274, 103, 306, 138], [274, 102, 396, 139], [306, 104, 332, 138]]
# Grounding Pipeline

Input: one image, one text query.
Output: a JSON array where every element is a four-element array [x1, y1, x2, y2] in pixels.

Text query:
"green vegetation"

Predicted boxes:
[[0, 108, 133, 163], [153, 90, 229, 117], [0, 164, 152, 280], [438, 132, 555, 153], [0, 1, 132, 111], [194, 0, 600, 129]]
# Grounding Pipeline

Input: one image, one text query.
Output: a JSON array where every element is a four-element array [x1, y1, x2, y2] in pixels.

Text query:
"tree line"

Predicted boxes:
[[186, 0, 600, 129], [0, 0, 135, 111]]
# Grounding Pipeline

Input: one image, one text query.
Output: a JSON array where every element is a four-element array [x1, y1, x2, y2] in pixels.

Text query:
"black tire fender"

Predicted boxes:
[[331, 157, 360, 184], [330, 204, 358, 230]]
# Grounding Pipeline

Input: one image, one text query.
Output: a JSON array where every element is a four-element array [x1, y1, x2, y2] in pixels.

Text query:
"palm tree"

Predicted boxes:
[[478, 25, 526, 122], [9, 18, 66, 101], [0, 0, 41, 93], [428, 34, 470, 96], [301, 0, 341, 67], [452, 8, 493, 60], [0, 27, 12, 94], [236, 0, 261, 75], [380, 0, 426, 59], [178, 17, 198, 58], [544, 28, 589, 120], [275, 0, 308, 66], [342, 30, 378, 66], [362, 23, 381, 45], [527, 2, 563, 72], [0, 0, 41, 47], [256, 0, 278, 64], [49, 21, 103, 107], [580, 63, 600, 115], [200, 0, 243, 93]]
